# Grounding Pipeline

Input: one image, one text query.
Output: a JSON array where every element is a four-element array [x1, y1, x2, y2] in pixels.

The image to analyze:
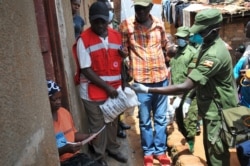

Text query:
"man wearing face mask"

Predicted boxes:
[[131, 8, 238, 166], [170, 26, 199, 153]]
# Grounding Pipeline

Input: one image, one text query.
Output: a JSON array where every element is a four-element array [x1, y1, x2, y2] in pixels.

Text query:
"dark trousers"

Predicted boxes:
[[61, 153, 102, 166]]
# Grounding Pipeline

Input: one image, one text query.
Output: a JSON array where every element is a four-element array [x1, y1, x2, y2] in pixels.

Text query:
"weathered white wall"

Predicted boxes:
[[0, 0, 59, 165]]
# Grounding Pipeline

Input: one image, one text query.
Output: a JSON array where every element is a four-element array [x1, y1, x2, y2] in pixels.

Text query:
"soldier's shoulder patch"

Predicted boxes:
[[203, 60, 214, 67]]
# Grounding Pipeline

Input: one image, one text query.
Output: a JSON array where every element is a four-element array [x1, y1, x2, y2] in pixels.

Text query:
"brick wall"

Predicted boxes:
[[220, 16, 249, 64], [221, 18, 246, 47]]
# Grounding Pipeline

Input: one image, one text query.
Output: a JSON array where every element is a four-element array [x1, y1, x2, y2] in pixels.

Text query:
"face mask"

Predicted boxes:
[[189, 34, 203, 45], [108, 11, 114, 22], [177, 39, 187, 47]]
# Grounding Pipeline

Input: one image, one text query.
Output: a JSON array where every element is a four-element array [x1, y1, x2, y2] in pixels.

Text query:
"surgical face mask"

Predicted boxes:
[[189, 34, 203, 45], [108, 11, 114, 22], [177, 38, 187, 47]]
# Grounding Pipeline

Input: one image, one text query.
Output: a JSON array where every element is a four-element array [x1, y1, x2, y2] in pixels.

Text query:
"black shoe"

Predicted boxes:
[[97, 159, 108, 166], [117, 127, 127, 138], [107, 151, 128, 163], [119, 121, 131, 130]]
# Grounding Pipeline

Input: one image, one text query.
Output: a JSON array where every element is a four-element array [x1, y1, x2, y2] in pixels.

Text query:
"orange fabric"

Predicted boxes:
[[53, 107, 78, 162], [120, 15, 169, 83]]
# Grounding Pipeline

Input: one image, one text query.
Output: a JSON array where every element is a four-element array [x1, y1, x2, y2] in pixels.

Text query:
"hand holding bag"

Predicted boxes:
[[99, 86, 140, 123]]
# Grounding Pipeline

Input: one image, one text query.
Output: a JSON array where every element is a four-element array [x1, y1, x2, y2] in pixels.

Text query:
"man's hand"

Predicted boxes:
[[106, 86, 119, 99], [118, 47, 129, 58], [182, 98, 192, 118], [172, 96, 181, 109], [59, 142, 81, 155], [67, 142, 81, 153], [131, 83, 149, 93]]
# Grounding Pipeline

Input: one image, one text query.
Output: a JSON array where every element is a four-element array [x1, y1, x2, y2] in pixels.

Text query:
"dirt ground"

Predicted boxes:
[[106, 108, 206, 166], [106, 108, 241, 166], [124, 108, 206, 166]]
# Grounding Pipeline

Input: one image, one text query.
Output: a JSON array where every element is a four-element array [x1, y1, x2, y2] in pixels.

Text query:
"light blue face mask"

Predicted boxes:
[[177, 38, 187, 47], [108, 11, 114, 22], [189, 34, 203, 45]]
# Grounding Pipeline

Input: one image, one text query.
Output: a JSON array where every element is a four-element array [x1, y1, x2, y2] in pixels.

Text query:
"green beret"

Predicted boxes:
[[189, 9, 223, 34], [175, 26, 190, 38]]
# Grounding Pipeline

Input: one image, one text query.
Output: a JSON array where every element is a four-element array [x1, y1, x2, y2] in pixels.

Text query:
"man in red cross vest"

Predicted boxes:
[[73, 1, 128, 166]]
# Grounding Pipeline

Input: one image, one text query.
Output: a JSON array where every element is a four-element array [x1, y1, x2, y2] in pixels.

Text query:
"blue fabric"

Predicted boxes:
[[73, 15, 85, 39], [55, 132, 67, 148], [174, 2, 190, 27], [237, 140, 250, 166], [233, 56, 246, 79], [239, 80, 250, 108], [163, 0, 173, 24], [137, 79, 168, 155]]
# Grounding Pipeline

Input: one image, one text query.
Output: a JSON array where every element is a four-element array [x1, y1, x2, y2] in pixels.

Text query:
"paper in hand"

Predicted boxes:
[[80, 125, 106, 145]]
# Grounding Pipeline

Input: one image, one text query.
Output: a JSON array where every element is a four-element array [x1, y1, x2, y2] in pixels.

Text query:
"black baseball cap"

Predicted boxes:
[[89, 1, 109, 22]]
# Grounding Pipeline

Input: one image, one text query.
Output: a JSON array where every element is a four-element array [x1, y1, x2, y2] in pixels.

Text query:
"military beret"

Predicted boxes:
[[189, 8, 223, 34], [175, 26, 190, 38]]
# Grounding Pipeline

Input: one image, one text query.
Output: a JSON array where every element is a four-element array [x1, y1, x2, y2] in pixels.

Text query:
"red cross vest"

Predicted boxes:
[[72, 27, 122, 101]]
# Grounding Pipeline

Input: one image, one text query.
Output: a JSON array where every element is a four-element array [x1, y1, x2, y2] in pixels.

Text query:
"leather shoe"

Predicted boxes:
[[119, 121, 131, 130], [97, 159, 108, 166], [117, 126, 127, 138], [107, 151, 128, 163]]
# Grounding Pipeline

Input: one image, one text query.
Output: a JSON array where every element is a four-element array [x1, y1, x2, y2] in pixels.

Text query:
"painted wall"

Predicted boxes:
[[0, 0, 59, 165]]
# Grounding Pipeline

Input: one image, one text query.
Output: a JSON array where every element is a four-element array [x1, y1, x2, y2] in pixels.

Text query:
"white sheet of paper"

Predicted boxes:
[[80, 125, 106, 145]]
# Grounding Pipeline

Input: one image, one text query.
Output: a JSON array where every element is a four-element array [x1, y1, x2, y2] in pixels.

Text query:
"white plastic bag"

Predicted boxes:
[[99, 86, 140, 123]]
